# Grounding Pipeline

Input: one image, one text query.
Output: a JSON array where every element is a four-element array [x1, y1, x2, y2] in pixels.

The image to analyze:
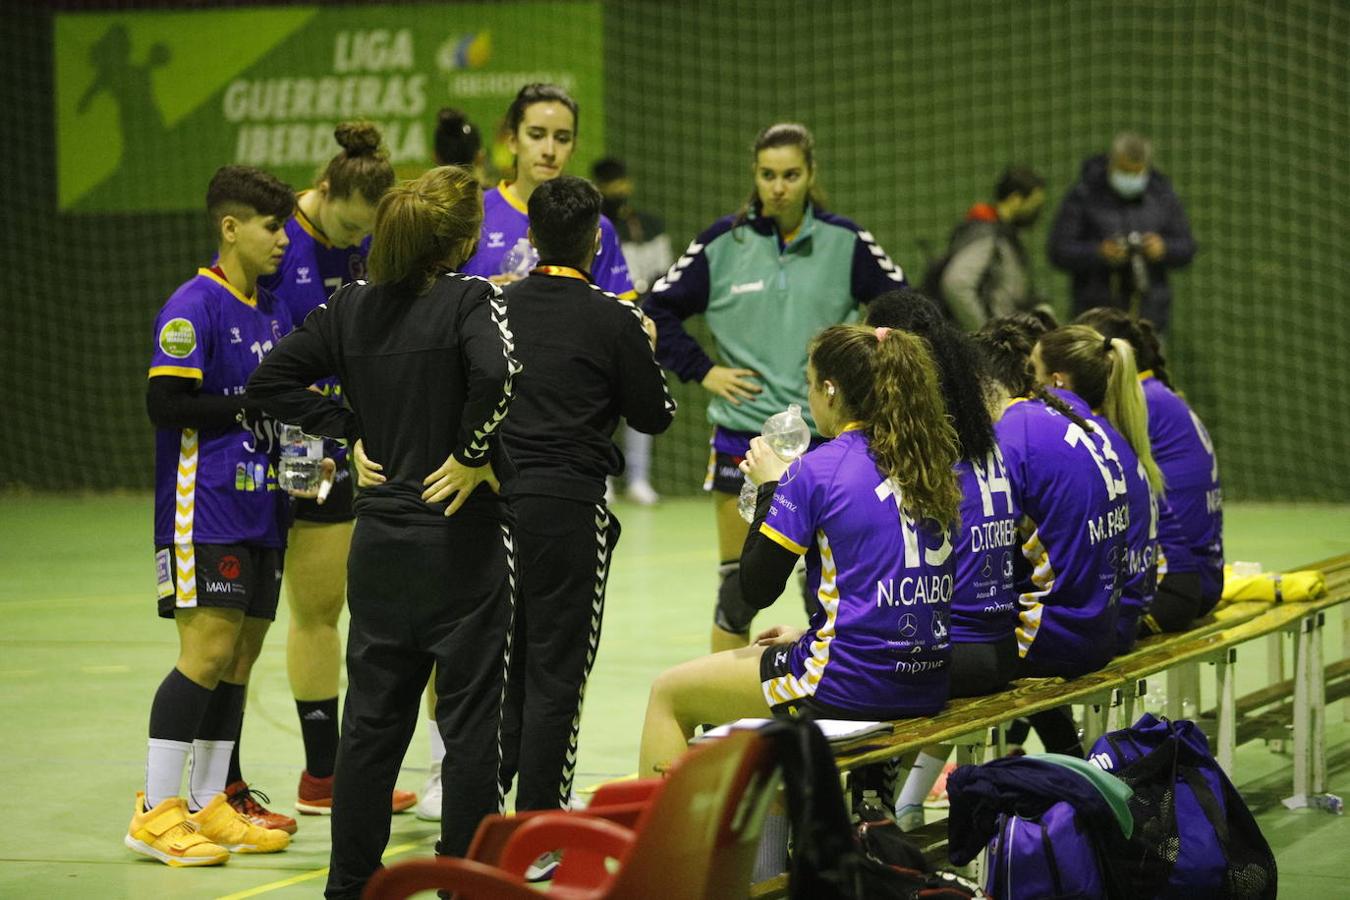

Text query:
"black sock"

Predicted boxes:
[[226, 685, 249, 785], [199, 680, 246, 742], [296, 697, 340, 778], [1028, 707, 1084, 758], [149, 668, 214, 742]]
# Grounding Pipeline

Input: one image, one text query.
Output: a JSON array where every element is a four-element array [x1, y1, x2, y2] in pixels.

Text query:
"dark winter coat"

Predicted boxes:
[[1047, 154, 1197, 332]]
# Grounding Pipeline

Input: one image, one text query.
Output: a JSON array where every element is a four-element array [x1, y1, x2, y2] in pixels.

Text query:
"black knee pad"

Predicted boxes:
[[713, 561, 756, 635]]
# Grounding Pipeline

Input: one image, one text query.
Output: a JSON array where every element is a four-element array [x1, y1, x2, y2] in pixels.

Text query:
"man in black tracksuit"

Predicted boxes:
[[496, 175, 676, 821]]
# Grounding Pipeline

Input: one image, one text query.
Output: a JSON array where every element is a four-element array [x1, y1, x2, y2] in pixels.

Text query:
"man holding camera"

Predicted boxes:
[[1047, 131, 1197, 335]]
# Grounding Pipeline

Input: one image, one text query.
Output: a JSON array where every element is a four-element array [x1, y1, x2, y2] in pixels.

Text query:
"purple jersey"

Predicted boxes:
[[1085, 412, 1159, 653], [258, 203, 369, 462], [462, 182, 636, 298], [951, 445, 1021, 644], [997, 392, 1126, 677], [150, 269, 293, 552], [757, 429, 953, 718], [1143, 376, 1224, 600]]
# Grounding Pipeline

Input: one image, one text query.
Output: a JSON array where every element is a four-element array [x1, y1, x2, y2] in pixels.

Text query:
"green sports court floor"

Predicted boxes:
[[1, 495, 1346, 898]]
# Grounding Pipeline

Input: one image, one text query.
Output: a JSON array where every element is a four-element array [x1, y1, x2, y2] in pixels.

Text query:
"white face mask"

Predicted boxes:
[[1109, 169, 1149, 199]]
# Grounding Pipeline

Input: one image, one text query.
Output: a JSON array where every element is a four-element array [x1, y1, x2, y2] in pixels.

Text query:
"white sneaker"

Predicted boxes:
[[414, 770, 441, 821], [896, 803, 924, 833], [626, 479, 660, 506], [524, 849, 562, 882]]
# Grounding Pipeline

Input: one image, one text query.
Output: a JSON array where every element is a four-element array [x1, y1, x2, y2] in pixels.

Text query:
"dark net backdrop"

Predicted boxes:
[[4, 1, 1347, 499]]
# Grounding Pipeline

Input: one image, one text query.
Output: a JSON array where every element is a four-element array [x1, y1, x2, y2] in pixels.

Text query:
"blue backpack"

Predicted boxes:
[[1087, 714, 1277, 899], [965, 754, 1133, 900], [984, 799, 1108, 899]]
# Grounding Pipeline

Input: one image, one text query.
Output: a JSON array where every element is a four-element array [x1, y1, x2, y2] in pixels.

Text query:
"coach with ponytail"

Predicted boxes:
[[247, 165, 519, 898]]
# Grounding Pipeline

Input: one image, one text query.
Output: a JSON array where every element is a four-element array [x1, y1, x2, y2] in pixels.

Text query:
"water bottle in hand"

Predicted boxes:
[[278, 423, 323, 493], [737, 403, 811, 522], [500, 238, 538, 279]]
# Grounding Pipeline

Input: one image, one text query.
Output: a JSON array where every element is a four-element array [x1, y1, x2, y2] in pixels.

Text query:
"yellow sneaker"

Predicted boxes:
[[188, 792, 291, 853], [125, 793, 229, 867]]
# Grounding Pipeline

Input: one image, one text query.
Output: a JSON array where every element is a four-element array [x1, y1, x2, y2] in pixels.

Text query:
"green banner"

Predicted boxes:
[[54, 3, 604, 212]]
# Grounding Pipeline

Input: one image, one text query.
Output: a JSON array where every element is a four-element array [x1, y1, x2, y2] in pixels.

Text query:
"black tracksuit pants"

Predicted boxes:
[[325, 514, 514, 899], [498, 496, 619, 812]]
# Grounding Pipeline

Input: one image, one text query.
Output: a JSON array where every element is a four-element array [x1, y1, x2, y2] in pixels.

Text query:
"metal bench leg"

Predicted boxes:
[[1341, 608, 1349, 724], [1121, 679, 1143, 731], [1283, 614, 1344, 814], [1214, 647, 1237, 775], [1311, 612, 1328, 796], [1182, 661, 1202, 719], [1165, 667, 1183, 720], [1267, 632, 1287, 752], [1081, 694, 1109, 747], [986, 724, 1005, 763]]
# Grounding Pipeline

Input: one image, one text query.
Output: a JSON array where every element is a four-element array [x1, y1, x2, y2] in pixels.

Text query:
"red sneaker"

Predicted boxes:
[[225, 781, 298, 835], [296, 770, 417, 815]]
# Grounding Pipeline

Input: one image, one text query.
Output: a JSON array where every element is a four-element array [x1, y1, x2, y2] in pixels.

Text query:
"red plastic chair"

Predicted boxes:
[[363, 728, 780, 899]]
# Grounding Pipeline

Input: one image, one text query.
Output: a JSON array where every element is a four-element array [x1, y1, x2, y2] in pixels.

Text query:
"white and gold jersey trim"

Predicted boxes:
[[172, 429, 199, 607], [762, 530, 840, 706]]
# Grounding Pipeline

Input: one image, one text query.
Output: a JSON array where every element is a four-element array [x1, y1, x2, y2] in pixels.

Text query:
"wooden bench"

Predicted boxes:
[[747, 552, 1350, 897]]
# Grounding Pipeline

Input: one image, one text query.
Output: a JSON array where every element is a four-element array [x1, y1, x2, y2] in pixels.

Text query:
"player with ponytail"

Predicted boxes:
[[257, 121, 412, 822], [1034, 325, 1162, 652], [1075, 307, 1223, 634], [638, 325, 959, 776]]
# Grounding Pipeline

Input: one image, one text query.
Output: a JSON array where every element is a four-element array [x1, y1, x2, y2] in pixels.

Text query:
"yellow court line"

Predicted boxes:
[[575, 771, 639, 796], [214, 840, 424, 899]]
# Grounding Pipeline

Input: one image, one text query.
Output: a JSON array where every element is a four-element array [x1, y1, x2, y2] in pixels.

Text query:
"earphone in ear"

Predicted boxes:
[[826, 384, 836, 397]]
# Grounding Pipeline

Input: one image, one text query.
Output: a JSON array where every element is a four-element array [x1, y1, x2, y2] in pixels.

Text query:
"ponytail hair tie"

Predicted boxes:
[[1102, 335, 1113, 353], [875, 327, 892, 342]]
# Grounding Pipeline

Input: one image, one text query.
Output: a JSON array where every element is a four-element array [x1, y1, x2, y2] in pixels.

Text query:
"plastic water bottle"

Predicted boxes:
[[277, 423, 323, 493], [737, 404, 811, 522], [500, 238, 538, 279]]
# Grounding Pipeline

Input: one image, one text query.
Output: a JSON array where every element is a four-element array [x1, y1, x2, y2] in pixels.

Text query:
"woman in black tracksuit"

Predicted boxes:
[[247, 164, 519, 899]]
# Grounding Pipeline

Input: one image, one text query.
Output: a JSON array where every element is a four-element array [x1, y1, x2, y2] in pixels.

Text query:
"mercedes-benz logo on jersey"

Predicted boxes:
[[932, 610, 949, 642], [980, 554, 993, 579], [898, 613, 918, 638], [1108, 543, 1124, 568]]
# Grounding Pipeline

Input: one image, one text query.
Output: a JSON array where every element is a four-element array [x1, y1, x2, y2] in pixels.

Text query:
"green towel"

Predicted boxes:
[[1032, 752, 1134, 838]]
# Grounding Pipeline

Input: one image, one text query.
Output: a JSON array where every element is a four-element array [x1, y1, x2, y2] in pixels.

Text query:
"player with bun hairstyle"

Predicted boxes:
[[256, 121, 410, 822], [129, 165, 299, 866], [1034, 324, 1162, 653], [644, 122, 908, 654], [248, 164, 519, 896], [638, 325, 959, 776], [462, 83, 635, 297], [1076, 307, 1222, 633], [866, 292, 1019, 828], [433, 106, 489, 185]]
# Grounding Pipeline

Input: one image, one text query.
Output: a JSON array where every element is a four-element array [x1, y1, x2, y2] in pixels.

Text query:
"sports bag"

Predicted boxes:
[[1088, 713, 1277, 898], [758, 717, 984, 899]]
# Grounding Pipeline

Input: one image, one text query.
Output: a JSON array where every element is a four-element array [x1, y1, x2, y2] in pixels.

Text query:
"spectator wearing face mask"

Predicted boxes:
[[1047, 132, 1197, 335]]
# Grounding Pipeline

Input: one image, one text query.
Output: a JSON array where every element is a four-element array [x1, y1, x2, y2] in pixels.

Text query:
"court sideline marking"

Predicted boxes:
[[214, 839, 426, 899]]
